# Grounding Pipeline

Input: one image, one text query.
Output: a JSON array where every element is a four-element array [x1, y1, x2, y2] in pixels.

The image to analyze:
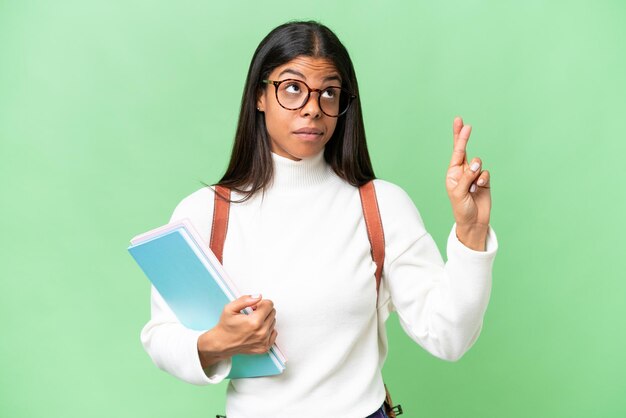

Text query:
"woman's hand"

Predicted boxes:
[[445, 116, 492, 251], [197, 294, 278, 368]]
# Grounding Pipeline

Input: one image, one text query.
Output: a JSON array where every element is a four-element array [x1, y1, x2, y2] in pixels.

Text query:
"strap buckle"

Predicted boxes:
[[384, 401, 404, 417], [392, 404, 403, 415]]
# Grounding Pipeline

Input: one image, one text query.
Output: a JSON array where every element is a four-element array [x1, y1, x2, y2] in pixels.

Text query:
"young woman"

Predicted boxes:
[[141, 20, 498, 418]]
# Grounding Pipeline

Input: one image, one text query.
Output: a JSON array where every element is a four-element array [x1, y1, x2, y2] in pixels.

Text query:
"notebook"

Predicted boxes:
[[128, 218, 287, 379]]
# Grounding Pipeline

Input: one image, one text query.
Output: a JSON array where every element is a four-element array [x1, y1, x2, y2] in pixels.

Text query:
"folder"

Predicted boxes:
[[128, 218, 287, 379]]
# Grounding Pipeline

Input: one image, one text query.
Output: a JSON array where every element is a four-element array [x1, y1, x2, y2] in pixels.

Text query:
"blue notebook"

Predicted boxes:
[[128, 219, 286, 379]]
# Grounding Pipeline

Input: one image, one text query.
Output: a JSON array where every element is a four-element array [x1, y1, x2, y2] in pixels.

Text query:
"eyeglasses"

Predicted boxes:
[[262, 79, 356, 117]]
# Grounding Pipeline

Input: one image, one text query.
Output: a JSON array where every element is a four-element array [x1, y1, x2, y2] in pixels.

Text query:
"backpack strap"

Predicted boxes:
[[358, 180, 385, 301], [359, 181, 402, 417], [209, 185, 231, 264]]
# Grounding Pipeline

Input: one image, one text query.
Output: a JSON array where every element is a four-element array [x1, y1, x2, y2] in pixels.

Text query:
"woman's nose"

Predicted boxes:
[[299, 92, 322, 118]]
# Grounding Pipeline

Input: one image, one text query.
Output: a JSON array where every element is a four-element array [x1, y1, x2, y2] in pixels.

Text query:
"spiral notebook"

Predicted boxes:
[[128, 218, 287, 379]]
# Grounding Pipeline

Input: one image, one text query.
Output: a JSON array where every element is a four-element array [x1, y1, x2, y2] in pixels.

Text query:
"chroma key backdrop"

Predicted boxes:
[[1, 1, 624, 417]]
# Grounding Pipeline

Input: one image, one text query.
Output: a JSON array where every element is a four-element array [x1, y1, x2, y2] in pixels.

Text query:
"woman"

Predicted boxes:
[[141, 20, 498, 418]]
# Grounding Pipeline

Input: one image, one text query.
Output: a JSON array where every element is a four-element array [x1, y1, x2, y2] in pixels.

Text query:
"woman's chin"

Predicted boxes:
[[272, 142, 326, 161]]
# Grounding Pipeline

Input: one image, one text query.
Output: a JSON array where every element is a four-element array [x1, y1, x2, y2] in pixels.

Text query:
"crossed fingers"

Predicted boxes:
[[450, 116, 490, 192]]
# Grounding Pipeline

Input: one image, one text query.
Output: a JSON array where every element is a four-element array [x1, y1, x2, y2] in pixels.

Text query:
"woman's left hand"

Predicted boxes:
[[445, 116, 492, 250]]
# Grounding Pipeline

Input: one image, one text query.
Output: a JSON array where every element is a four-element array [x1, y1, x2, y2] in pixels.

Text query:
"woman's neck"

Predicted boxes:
[[269, 149, 332, 190]]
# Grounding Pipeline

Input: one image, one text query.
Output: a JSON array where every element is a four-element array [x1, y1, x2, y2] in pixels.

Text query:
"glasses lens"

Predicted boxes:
[[276, 80, 308, 109], [276, 80, 352, 117]]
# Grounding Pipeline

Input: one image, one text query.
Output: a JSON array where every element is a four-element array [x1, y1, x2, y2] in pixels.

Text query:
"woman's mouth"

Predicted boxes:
[[293, 128, 323, 141]]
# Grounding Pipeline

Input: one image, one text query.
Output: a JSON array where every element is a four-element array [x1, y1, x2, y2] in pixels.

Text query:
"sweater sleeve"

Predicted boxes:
[[374, 180, 498, 362], [139, 187, 233, 384]]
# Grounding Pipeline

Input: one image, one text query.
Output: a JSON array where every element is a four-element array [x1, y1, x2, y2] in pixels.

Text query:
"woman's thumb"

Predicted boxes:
[[228, 294, 262, 313]]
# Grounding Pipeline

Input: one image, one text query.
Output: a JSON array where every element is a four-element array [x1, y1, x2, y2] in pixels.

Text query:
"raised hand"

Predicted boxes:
[[445, 116, 492, 250]]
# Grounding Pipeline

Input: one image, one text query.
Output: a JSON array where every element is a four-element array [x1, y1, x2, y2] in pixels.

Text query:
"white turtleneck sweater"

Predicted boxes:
[[140, 150, 498, 418]]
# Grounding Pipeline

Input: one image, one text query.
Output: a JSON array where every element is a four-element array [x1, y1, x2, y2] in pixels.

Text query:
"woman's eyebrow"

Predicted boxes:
[[277, 68, 342, 83]]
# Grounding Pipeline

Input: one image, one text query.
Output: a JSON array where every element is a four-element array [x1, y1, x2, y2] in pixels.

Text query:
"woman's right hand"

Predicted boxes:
[[197, 294, 278, 368]]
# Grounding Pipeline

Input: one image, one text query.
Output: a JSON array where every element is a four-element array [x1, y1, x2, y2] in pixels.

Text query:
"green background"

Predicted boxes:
[[1, 1, 624, 417]]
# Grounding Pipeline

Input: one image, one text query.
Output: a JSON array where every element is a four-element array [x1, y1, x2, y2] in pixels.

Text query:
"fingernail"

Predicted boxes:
[[470, 162, 480, 172], [470, 183, 477, 193], [250, 294, 261, 299], [477, 178, 485, 186]]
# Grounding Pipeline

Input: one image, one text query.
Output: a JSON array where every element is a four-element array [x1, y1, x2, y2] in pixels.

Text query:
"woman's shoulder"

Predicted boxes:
[[371, 179, 419, 213], [371, 179, 411, 201], [168, 186, 216, 244], [370, 178, 427, 236], [170, 186, 215, 221]]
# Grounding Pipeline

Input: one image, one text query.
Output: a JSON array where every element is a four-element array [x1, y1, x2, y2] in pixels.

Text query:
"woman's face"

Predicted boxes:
[[257, 56, 341, 161]]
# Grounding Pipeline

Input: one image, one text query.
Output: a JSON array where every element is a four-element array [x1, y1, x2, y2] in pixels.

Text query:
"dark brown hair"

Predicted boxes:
[[212, 20, 375, 201]]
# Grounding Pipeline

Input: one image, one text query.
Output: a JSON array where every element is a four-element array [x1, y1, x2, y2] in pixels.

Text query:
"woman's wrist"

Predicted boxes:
[[455, 223, 489, 251], [197, 327, 230, 368]]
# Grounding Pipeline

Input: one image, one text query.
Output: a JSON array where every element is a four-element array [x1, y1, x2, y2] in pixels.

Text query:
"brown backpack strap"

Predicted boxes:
[[358, 180, 385, 300], [359, 182, 402, 416], [384, 382, 403, 417], [210, 185, 231, 264]]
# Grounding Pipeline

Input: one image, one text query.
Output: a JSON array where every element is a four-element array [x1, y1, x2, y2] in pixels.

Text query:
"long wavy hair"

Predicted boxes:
[[212, 20, 375, 201]]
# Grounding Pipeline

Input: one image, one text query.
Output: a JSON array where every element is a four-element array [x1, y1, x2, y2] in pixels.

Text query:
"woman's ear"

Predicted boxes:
[[256, 90, 265, 112]]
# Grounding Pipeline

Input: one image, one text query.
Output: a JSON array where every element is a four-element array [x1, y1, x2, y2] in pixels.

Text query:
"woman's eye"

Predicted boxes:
[[285, 83, 301, 94], [322, 88, 337, 99]]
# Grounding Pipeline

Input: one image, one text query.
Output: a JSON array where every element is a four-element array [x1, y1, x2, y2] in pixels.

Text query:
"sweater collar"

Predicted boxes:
[[270, 149, 333, 189]]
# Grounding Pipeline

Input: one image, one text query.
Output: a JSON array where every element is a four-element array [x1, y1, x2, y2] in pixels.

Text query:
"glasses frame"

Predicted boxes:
[[262, 78, 357, 117]]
